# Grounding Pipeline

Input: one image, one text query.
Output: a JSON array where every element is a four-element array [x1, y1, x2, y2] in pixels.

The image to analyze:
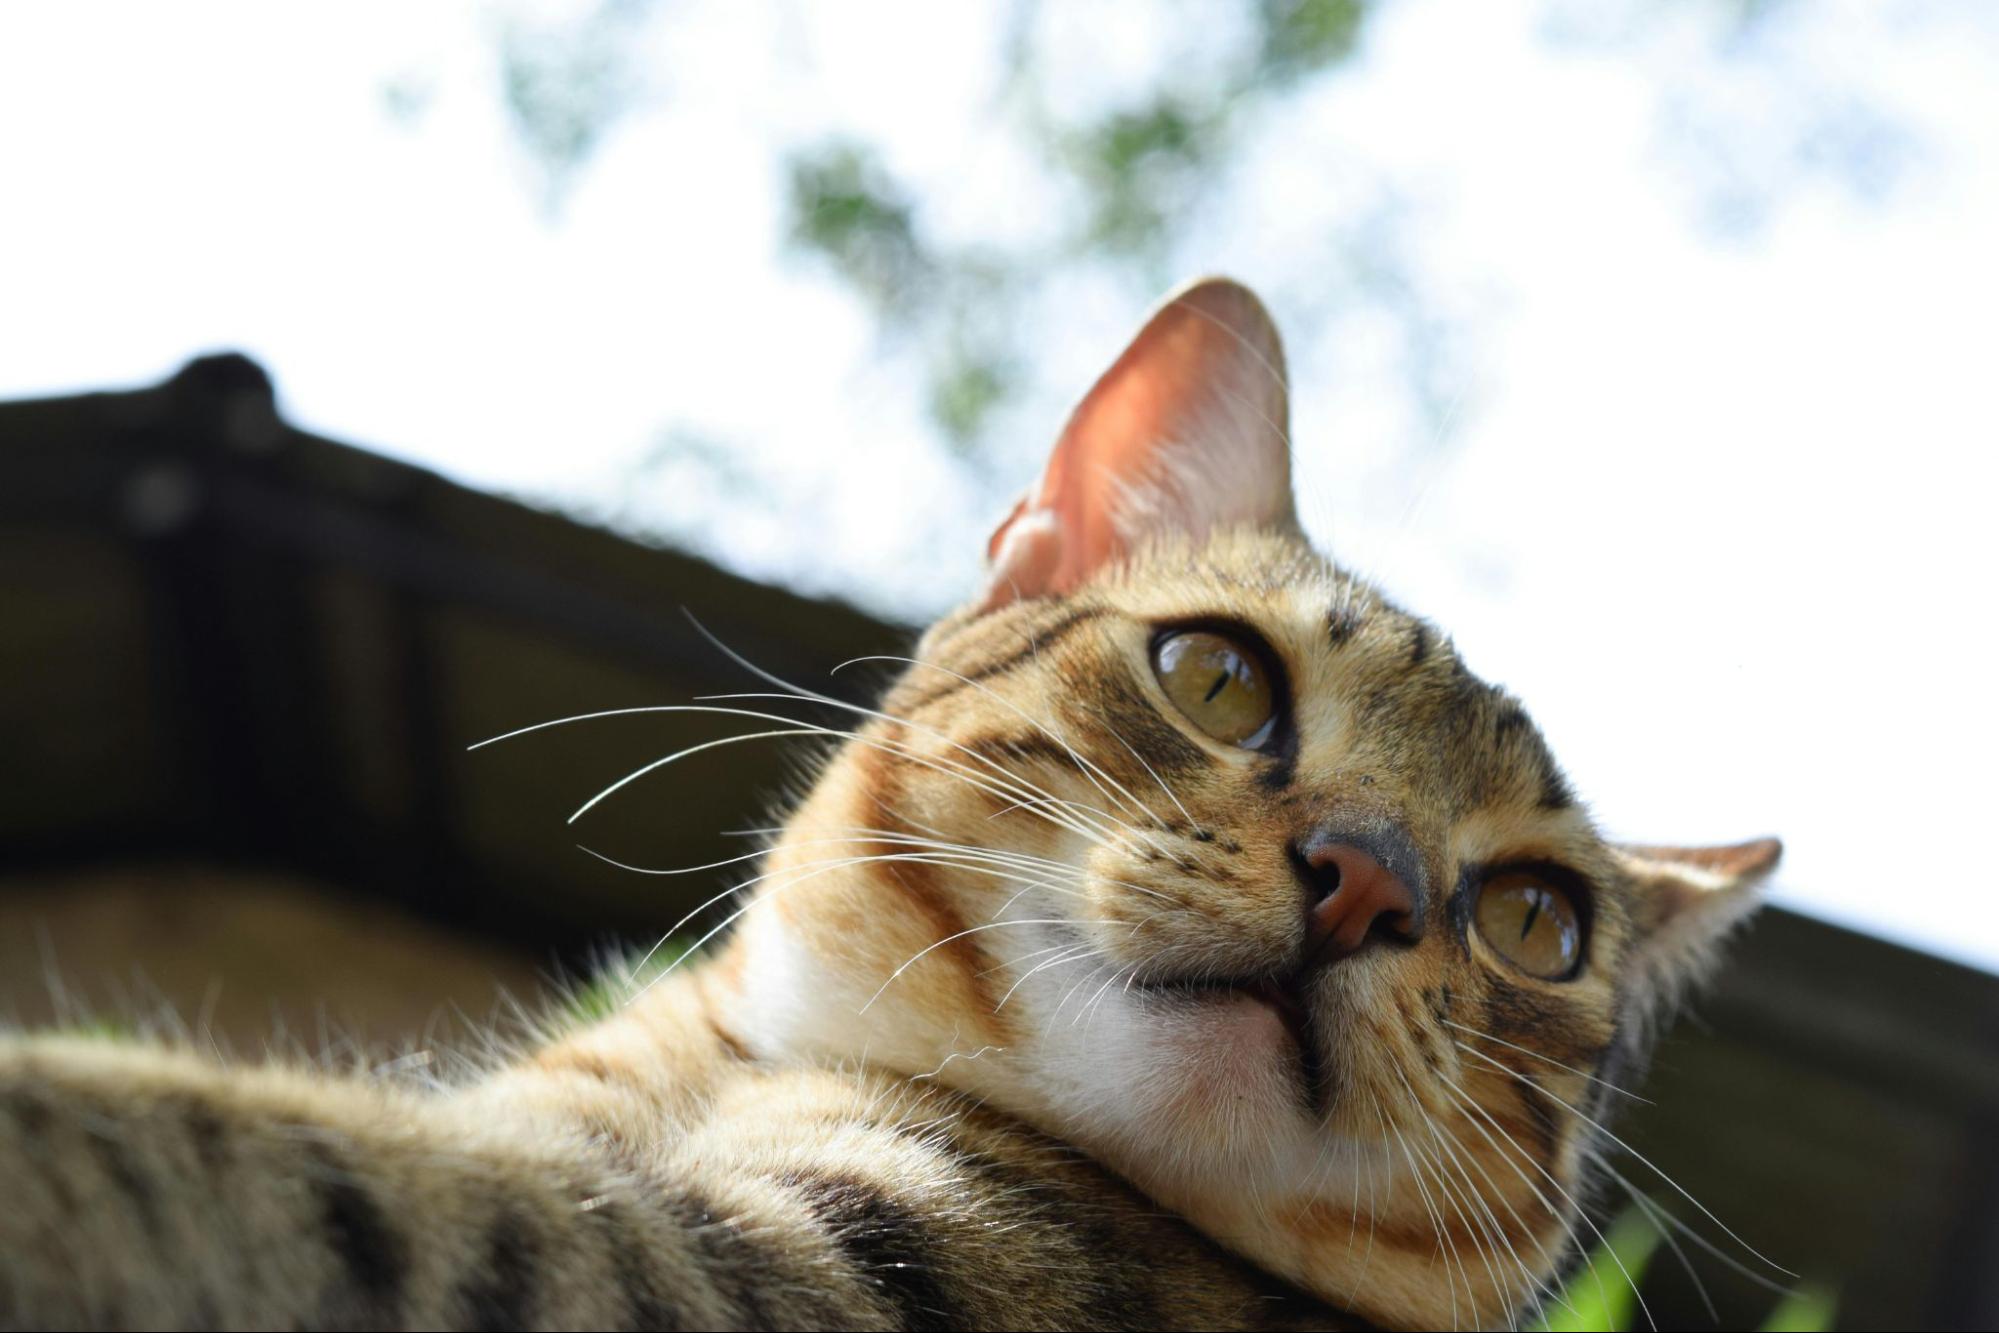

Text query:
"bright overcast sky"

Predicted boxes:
[[2, 2, 1993, 971]]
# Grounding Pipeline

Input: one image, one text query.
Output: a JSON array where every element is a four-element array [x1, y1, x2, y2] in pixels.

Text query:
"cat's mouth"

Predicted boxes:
[[1137, 974, 1325, 1102]]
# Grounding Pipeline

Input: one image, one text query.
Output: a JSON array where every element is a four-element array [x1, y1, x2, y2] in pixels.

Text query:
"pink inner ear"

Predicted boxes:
[[979, 278, 1295, 612]]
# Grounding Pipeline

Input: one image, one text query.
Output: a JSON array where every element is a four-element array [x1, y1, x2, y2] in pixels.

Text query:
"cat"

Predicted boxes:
[[0, 277, 1778, 1331]]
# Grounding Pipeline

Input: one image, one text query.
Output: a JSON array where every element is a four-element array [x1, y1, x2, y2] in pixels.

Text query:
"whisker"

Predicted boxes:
[[861, 918, 1078, 1013], [588, 842, 1101, 916], [1098, 722, 1204, 837], [1456, 1043, 1795, 1278], [492, 697, 1129, 855], [1045, 960, 1116, 1034], [779, 827, 1182, 922], [1398, 1093, 1507, 1328], [1074, 962, 1138, 1029], [1380, 1104, 1470, 1329], [828, 653, 1188, 854], [997, 943, 1104, 1011], [618, 855, 888, 1002], [1612, 1180, 1720, 1321], [806, 822, 1182, 907], [1441, 1018, 1652, 1104], [979, 941, 1077, 979], [1346, 1089, 1383, 1304], [699, 684, 1162, 856], [1393, 1066, 1559, 1324], [1588, 1153, 1797, 1301], [1426, 1106, 1577, 1322], [603, 845, 1103, 1006], [1430, 1070, 1643, 1330], [568, 726, 822, 823]]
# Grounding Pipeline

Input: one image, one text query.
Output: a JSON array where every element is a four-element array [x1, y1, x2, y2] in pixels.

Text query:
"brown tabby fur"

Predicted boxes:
[[0, 278, 1776, 1330]]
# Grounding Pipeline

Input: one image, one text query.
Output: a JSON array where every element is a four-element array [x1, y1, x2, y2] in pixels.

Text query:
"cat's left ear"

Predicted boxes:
[[979, 277, 1300, 612], [1613, 837, 1781, 1015]]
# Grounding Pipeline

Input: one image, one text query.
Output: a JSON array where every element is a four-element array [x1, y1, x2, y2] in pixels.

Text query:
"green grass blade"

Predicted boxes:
[[1532, 1207, 1663, 1332], [1759, 1282, 1838, 1332]]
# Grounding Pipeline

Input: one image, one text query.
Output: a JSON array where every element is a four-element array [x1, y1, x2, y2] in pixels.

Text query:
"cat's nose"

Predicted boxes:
[[1293, 831, 1423, 965]]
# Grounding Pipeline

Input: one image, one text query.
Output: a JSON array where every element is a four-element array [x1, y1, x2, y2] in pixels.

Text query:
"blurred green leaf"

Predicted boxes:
[[786, 141, 928, 314], [929, 352, 1015, 450], [1254, 0, 1367, 88], [1532, 1208, 1662, 1333], [1529, 1205, 1836, 1333], [563, 940, 692, 1027], [1759, 1282, 1839, 1333], [499, 1, 652, 210], [1067, 97, 1220, 258]]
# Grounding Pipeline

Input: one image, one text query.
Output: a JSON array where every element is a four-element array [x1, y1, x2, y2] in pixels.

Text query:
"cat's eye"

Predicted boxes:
[[1473, 872, 1584, 980], [1152, 630, 1278, 748]]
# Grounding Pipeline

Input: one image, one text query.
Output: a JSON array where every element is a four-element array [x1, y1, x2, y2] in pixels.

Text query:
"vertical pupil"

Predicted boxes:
[[1202, 668, 1232, 703], [1518, 889, 1545, 942]]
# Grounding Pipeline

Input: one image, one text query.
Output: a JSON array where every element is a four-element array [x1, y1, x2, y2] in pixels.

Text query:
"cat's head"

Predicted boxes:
[[722, 279, 1779, 1329]]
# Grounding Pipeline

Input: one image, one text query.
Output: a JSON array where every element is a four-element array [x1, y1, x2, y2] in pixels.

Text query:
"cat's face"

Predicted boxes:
[[720, 280, 1776, 1330]]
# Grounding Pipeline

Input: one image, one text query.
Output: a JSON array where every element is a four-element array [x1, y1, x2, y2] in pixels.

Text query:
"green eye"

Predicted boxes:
[[1474, 873, 1584, 980], [1152, 630, 1277, 748]]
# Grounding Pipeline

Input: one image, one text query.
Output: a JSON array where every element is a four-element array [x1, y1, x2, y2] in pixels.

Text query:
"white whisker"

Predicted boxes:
[[1456, 1043, 1794, 1278], [1441, 1018, 1651, 1105], [861, 919, 1076, 1013]]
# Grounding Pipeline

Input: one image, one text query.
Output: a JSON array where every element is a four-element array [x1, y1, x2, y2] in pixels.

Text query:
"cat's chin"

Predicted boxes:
[[724, 898, 1328, 1190], [1022, 982, 1329, 1189], [1162, 986, 1301, 1084], [1149, 991, 1315, 1142], [1146, 991, 1316, 1132]]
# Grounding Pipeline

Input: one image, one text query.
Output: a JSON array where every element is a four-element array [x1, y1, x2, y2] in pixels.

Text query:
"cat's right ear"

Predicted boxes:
[[1614, 837, 1782, 1022], [978, 277, 1300, 612]]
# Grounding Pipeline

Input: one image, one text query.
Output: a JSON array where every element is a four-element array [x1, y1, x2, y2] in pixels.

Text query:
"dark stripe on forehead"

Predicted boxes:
[[1408, 621, 1432, 666], [1539, 764, 1576, 811], [1495, 701, 1575, 812], [1327, 602, 1362, 647], [1474, 695, 1575, 811], [788, 1171, 963, 1332], [903, 605, 1109, 713]]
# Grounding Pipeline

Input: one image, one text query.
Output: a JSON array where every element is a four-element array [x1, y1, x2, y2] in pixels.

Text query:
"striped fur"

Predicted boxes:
[[1, 279, 1774, 1330], [1, 977, 1340, 1330], [715, 537, 1778, 1329]]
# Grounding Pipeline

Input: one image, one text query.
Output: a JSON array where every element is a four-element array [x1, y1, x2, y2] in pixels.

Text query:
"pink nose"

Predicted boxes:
[[1301, 840, 1419, 963]]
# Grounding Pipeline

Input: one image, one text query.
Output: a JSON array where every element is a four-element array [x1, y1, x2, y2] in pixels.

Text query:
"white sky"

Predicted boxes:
[[2, 2, 1993, 970]]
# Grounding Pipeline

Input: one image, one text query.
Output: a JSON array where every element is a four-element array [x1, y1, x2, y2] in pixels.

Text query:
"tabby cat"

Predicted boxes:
[[0, 278, 1778, 1331]]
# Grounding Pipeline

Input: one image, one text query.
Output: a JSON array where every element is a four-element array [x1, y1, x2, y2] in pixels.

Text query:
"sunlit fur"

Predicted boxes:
[[716, 525, 1771, 1330], [0, 282, 1775, 1331]]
